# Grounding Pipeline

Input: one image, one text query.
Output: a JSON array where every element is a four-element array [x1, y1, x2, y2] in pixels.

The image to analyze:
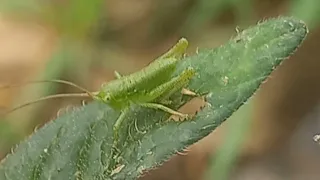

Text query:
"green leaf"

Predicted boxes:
[[0, 17, 307, 180]]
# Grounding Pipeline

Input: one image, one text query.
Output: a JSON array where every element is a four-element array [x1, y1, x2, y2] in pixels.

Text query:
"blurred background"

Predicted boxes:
[[0, 0, 320, 179]]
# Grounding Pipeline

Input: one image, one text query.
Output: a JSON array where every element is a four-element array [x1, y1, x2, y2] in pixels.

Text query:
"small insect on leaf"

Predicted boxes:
[[0, 37, 197, 145]]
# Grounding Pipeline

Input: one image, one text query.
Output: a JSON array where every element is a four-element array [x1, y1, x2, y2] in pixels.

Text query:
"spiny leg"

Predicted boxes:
[[138, 67, 196, 120], [157, 87, 198, 106], [156, 67, 196, 104], [157, 68, 200, 106], [139, 103, 188, 118]]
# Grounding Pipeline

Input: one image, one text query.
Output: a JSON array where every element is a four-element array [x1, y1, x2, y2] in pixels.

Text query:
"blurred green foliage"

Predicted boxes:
[[289, 0, 320, 29], [206, 99, 253, 180], [183, 0, 254, 33]]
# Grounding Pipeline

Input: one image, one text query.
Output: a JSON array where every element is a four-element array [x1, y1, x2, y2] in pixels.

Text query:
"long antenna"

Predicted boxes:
[[4, 93, 93, 115], [0, 79, 95, 98]]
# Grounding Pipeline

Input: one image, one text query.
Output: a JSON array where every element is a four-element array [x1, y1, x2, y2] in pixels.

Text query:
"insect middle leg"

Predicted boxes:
[[139, 103, 188, 118], [138, 67, 196, 120]]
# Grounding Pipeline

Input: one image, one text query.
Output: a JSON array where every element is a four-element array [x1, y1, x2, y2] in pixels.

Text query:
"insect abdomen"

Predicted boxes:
[[102, 57, 178, 99]]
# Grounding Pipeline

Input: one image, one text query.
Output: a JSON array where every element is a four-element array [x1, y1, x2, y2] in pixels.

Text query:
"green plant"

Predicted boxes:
[[0, 17, 307, 179]]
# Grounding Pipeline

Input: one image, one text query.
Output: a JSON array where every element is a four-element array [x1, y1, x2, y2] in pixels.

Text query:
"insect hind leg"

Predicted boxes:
[[114, 71, 122, 79], [138, 67, 196, 120], [156, 67, 196, 103]]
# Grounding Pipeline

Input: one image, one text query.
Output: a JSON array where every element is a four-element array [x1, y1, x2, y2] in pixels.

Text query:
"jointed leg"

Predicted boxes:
[[138, 67, 196, 120], [139, 103, 188, 119], [181, 88, 198, 97], [156, 67, 196, 103]]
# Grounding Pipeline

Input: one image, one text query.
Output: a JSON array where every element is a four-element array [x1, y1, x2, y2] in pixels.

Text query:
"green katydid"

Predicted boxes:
[[2, 38, 197, 140]]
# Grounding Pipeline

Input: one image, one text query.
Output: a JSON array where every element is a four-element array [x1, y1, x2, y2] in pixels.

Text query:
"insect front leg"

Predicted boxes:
[[139, 67, 196, 120], [113, 107, 130, 142]]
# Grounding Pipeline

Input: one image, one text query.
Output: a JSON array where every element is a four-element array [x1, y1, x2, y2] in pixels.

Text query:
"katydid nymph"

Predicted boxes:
[[1, 38, 197, 140]]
